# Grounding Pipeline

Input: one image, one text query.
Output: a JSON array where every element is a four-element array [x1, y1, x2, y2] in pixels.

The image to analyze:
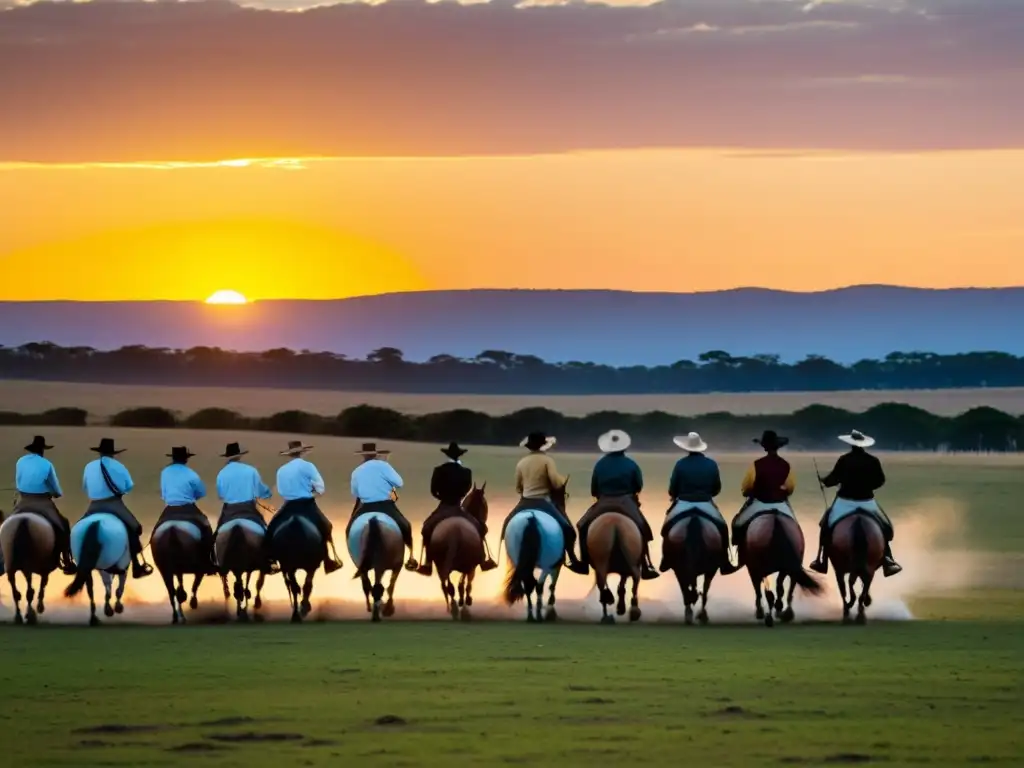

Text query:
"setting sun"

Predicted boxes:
[[205, 289, 248, 305]]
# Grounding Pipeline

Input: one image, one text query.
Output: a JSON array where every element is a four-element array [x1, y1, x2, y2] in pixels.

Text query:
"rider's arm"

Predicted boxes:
[[590, 466, 600, 499], [255, 469, 272, 500], [873, 458, 886, 491], [740, 464, 756, 496], [632, 460, 643, 495], [308, 464, 326, 496], [514, 462, 524, 496], [667, 461, 680, 499], [430, 467, 442, 500], [192, 471, 207, 501], [350, 470, 360, 499], [709, 462, 722, 498], [47, 463, 63, 498], [545, 457, 567, 489], [820, 456, 843, 488], [782, 468, 796, 496], [119, 463, 135, 494], [384, 463, 404, 489]]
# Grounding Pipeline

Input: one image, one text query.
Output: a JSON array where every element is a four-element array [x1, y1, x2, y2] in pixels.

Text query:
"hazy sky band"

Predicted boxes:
[[1, 0, 1022, 162]]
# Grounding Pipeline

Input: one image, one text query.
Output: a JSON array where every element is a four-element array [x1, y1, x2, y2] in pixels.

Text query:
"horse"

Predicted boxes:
[[501, 480, 570, 622], [739, 506, 823, 627], [64, 513, 131, 626], [269, 513, 325, 623], [348, 505, 406, 622], [426, 484, 490, 621], [151, 519, 213, 625], [0, 512, 60, 625], [827, 512, 886, 624], [215, 519, 269, 622], [586, 509, 644, 624], [662, 508, 725, 625]]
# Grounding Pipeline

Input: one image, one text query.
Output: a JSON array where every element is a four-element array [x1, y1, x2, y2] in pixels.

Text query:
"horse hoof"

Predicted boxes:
[[466, 596, 474, 607], [172, 613, 179, 625], [254, 596, 262, 610], [104, 605, 115, 618], [782, 607, 795, 623], [189, 597, 199, 611], [855, 612, 867, 625], [237, 609, 249, 623], [300, 601, 312, 617], [684, 607, 694, 625], [450, 604, 459, 620], [697, 610, 709, 625], [460, 608, 472, 622], [765, 613, 775, 628], [176, 589, 187, 604], [13, 613, 23, 626], [245, 589, 252, 600], [544, 608, 558, 622], [526, 613, 536, 623], [600, 615, 616, 625], [26, 611, 37, 626], [371, 606, 381, 623], [616, 604, 627, 617], [37, 603, 45, 615], [755, 606, 765, 620], [629, 607, 642, 623], [291, 612, 303, 624], [842, 612, 853, 625], [253, 612, 265, 624], [89, 615, 101, 627], [114, 603, 124, 615], [863, 595, 873, 608], [382, 602, 395, 618]]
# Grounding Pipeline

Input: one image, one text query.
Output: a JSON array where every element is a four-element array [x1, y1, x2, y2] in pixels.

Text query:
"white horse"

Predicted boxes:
[[502, 510, 566, 622], [65, 514, 131, 625], [347, 512, 405, 622]]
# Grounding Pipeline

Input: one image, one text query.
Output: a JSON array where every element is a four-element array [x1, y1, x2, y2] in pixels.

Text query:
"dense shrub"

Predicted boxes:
[[110, 406, 179, 428], [183, 408, 248, 431]]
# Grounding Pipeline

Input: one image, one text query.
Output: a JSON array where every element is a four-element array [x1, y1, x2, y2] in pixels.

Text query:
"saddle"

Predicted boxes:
[[218, 501, 267, 529], [423, 502, 483, 538], [825, 498, 892, 537], [501, 497, 564, 540], [662, 501, 724, 539], [10, 495, 65, 533], [732, 499, 796, 532], [155, 504, 211, 530]]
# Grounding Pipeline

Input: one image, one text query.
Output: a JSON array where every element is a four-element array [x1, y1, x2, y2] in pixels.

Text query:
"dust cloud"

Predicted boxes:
[[0, 496, 987, 626]]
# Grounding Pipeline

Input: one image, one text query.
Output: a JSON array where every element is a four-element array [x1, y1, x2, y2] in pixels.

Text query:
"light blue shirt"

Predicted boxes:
[[276, 458, 325, 502], [217, 461, 272, 504], [82, 457, 134, 500], [160, 463, 206, 506], [350, 458, 403, 504], [15, 454, 63, 497]]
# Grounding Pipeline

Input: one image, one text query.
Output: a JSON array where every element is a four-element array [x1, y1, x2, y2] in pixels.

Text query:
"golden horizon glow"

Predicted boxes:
[[205, 289, 249, 305]]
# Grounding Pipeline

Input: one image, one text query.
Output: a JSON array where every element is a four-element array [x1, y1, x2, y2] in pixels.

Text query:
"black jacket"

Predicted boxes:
[[821, 448, 885, 502], [431, 461, 473, 505]]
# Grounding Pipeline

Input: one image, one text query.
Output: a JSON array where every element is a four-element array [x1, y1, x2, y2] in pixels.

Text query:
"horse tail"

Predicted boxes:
[[503, 516, 540, 606], [64, 520, 101, 597], [441, 526, 460, 576], [354, 517, 381, 579], [684, 514, 704, 572], [7, 516, 31, 573], [770, 517, 823, 596], [851, 515, 869, 576], [220, 524, 245, 573]]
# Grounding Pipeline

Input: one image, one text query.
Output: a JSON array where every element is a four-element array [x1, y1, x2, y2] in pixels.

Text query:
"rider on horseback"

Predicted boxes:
[[504, 432, 587, 575], [416, 442, 497, 576], [733, 430, 796, 568], [11, 435, 76, 575], [155, 446, 217, 575], [810, 431, 902, 578], [215, 442, 277, 574], [81, 438, 154, 579], [268, 441, 344, 574], [347, 443, 419, 572], [577, 430, 658, 580], [660, 432, 737, 575]]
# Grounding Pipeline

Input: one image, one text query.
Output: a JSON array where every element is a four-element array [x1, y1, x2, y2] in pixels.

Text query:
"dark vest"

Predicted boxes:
[[751, 454, 792, 504], [431, 462, 473, 506]]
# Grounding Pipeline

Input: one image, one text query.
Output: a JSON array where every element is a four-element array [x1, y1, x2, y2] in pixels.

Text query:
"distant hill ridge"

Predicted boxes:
[[1, 285, 1022, 366]]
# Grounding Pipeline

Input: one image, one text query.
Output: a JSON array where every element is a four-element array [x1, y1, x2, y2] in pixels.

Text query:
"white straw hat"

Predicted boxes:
[[673, 432, 708, 453], [597, 429, 632, 453], [839, 430, 876, 448]]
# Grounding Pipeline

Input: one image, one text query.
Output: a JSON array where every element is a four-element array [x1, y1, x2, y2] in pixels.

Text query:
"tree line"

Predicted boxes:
[[2, 402, 1021, 452], [4, 342, 1024, 394]]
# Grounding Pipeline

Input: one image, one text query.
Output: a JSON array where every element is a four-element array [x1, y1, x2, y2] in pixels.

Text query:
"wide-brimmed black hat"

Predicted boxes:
[[355, 442, 389, 456], [441, 442, 468, 460], [221, 442, 248, 459], [521, 432, 556, 452], [754, 430, 789, 451], [90, 437, 125, 456], [281, 440, 314, 457], [24, 435, 53, 454], [167, 446, 196, 463]]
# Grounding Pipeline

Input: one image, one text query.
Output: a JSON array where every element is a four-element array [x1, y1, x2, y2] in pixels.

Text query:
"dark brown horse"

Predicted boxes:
[[587, 510, 643, 624], [0, 511, 60, 625], [151, 520, 214, 624], [740, 511, 823, 627], [662, 512, 724, 625], [827, 513, 886, 624], [426, 484, 490, 620], [215, 520, 269, 622]]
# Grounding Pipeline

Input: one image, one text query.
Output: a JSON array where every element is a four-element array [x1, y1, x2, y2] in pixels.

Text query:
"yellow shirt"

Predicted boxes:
[[515, 452, 567, 498]]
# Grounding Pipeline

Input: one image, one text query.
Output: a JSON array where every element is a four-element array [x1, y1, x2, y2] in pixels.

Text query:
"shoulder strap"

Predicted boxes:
[[98, 457, 123, 499]]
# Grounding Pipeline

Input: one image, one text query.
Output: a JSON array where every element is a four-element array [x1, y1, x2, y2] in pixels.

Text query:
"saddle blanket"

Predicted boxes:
[[666, 500, 725, 527], [826, 497, 892, 530], [733, 499, 797, 530]]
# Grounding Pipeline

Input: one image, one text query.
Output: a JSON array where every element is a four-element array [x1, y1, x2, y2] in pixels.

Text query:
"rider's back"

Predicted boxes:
[[515, 453, 563, 498], [746, 454, 794, 504]]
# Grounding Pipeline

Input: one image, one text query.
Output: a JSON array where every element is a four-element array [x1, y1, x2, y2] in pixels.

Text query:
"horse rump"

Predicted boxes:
[[503, 516, 540, 606], [353, 516, 382, 579], [770, 517, 823, 595], [65, 520, 102, 597]]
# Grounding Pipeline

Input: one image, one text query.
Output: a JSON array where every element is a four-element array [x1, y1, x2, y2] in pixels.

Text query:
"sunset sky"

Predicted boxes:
[[1, 0, 1022, 301]]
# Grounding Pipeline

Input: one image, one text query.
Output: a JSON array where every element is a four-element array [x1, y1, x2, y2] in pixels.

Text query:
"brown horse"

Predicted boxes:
[[740, 511, 823, 627], [0, 512, 59, 625], [587, 511, 644, 624], [351, 510, 406, 622], [426, 484, 490, 620], [662, 512, 724, 625], [827, 513, 886, 624], [151, 520, 214, 624], [215, 521, 269, 622]]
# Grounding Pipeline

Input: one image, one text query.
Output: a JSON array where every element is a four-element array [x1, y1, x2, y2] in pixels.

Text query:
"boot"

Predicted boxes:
[[658, 551, 672, 574], [882, 543, 902, 577], [719, 551, 740, 576], [59, 535, 78, 576], [322, 539, 343, 575], [132, 555, 154, 579], [566, 545, 589, 575], [641, 544, 659, 580], [809, 527, 829, 574], [416, 541, 433, 576]]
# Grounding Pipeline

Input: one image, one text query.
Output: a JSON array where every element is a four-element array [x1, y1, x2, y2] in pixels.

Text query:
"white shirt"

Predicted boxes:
[[351, 458, 403, 504], [82, 457, 134, 500], [276, 458, 325, 502], [16, 454, 63, 496], [160, 464, 207, 506], [217, 461, 272, 504]]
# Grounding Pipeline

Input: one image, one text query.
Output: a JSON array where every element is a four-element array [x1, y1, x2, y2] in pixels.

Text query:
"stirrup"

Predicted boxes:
[[133, 562, 154, 578], [809, 558, 828, 575], [882, 560, 902, 577], [404, 558, 420, 572], [481, 558, 497, 572], [416, 562, 434, 576], [323, 558, 343, 575]]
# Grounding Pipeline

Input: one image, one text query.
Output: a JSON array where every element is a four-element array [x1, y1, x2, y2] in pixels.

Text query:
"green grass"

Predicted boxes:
[[1, 622, 1021, 767]]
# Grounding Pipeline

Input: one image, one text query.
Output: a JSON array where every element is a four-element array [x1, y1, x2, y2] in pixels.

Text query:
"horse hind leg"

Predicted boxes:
[[300, 571, 315, 617], [24, 573, 38, 625], [360, 573, 373, 614], [287, 571, 302, 623], [597, 573, 615, 625], [773, 574, 786, 617], [383, 569, 399, 618], [104, 572, 119, 619], [856, 572, 873, 624], [85, 574, 99, 626], [456, 575, 466, 608], [465, 569, 476, 608], [8, 571, 23, 625], [220, 573, 230, 601], [544, 567, 560, 622], [253, 571, 266, 613], [459, 572, 474, 621], [161, 569, 179, 624], [115, 573, 126, 614], [533, 573, 545, 622], [36, 572, 49, 616], [698, 573, 713, 625], [174, 574, 188, 617], [616, 577, 627, 617], [232, 572, 248, 621], [628, 575, 641, 623], [370, 574, 385, 623], [190, 574, 205, 611]]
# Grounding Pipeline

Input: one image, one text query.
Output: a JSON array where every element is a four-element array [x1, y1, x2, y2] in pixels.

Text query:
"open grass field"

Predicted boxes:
[[2, 426, 1022, 766], [5, 379, 1024, 419]]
